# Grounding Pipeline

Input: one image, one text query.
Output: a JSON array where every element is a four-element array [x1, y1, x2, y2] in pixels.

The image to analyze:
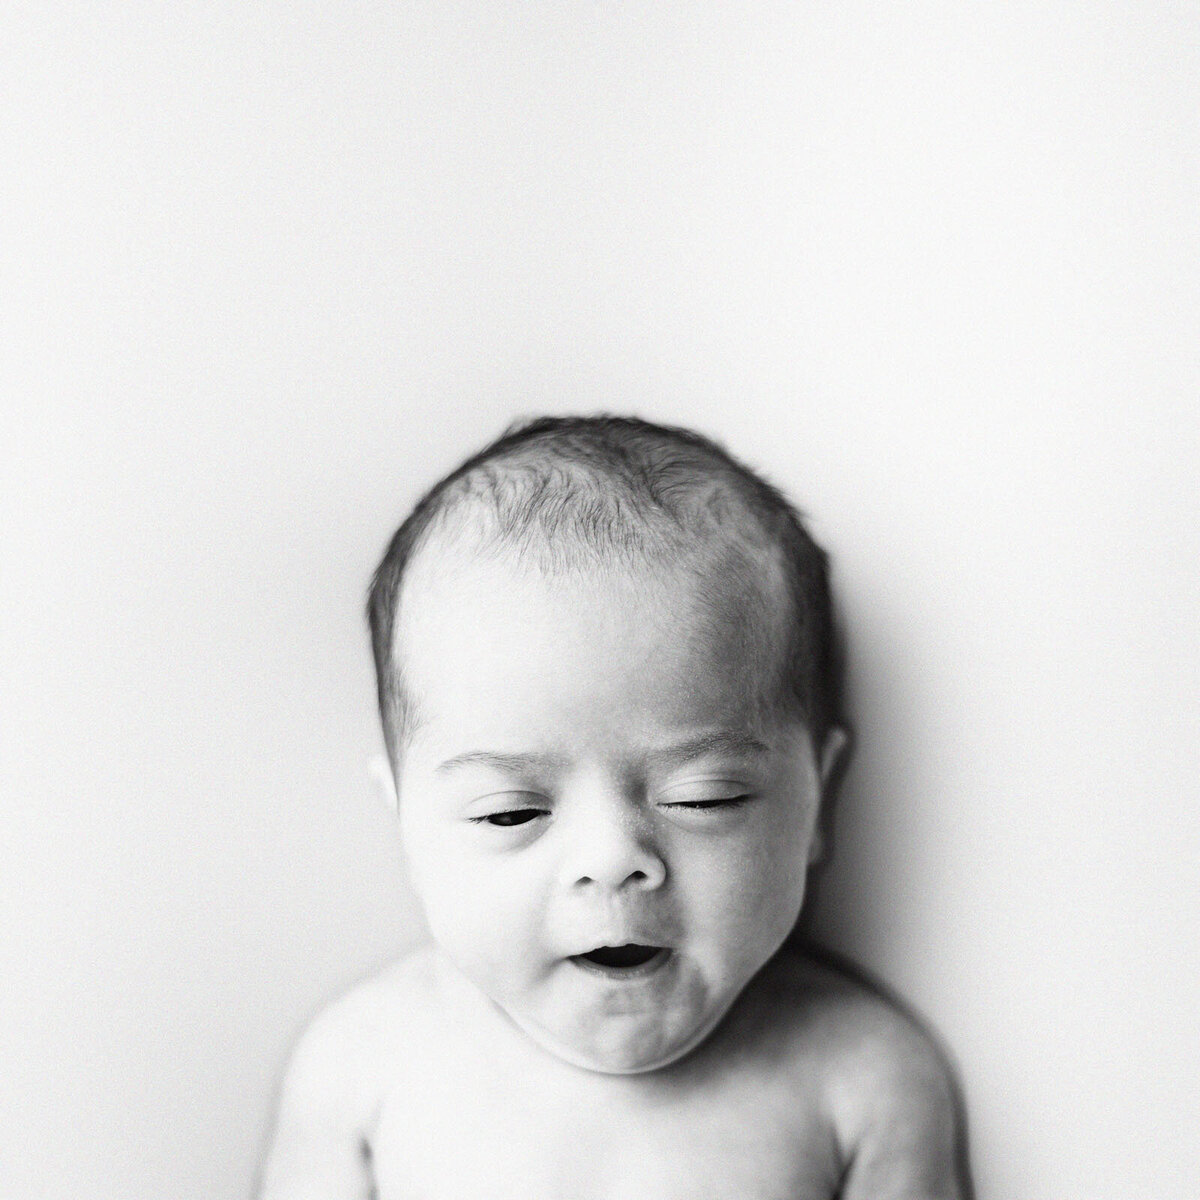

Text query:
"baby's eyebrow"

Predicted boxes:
[[652, 731, 772, 768], [434, 750, 565, 776], [434, 733, 769, 777]]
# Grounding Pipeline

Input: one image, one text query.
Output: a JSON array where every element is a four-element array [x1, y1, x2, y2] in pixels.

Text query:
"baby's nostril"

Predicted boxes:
[[583, 944, 660, 968]]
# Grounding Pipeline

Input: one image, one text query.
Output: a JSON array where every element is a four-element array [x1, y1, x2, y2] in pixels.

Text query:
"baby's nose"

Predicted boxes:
[[559, 799, 667, 893]]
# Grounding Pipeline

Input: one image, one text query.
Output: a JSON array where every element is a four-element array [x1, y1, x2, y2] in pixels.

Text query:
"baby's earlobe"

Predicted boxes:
[[368, 753, 400, 815]]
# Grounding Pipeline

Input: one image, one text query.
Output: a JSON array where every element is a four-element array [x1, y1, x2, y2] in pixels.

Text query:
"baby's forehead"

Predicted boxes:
[[396, 536, 795, 755], [398, 517, 791, 704], [406, 445, 788, 652]]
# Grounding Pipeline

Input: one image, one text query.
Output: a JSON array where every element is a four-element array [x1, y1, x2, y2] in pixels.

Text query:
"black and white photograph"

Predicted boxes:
[[2, 4, 1197, 1199]]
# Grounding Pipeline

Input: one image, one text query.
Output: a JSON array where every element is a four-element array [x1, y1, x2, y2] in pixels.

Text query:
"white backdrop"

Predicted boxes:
[[2, 4, 1197, 1198]]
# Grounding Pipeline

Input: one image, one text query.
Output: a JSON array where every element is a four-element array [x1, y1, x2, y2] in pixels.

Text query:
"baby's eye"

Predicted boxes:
[[664, 794, 754, 811], [473, 808, 546, 827]]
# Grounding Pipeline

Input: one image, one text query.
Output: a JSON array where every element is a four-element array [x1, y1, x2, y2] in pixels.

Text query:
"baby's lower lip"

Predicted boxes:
[[568, 945, 672, 980]]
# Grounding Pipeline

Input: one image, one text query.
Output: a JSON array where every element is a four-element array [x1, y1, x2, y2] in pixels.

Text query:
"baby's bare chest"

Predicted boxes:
[[367, 1055, 842, 1200]]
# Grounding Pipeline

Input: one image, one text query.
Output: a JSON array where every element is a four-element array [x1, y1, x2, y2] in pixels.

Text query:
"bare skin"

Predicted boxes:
[[259, 944, 962, 1200], [259, 536, 965, 1199]]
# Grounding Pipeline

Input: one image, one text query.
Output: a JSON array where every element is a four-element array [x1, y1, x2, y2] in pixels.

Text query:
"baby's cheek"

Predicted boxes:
[[722, 833, 808, 938], [423, 865, 535, 958]]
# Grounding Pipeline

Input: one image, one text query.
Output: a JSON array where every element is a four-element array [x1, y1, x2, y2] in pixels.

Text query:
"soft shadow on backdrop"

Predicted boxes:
[[2, 5, 1197, 1199]]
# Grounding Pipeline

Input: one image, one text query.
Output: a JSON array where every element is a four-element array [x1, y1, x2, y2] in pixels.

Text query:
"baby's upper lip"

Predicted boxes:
[[568, 935, 670, 957], [569, 943, 671, 970], [564, 911, 675, 958]]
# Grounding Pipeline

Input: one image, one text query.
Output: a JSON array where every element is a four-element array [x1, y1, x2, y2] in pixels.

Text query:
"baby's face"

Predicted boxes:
[[393, 540, 826, 1074]]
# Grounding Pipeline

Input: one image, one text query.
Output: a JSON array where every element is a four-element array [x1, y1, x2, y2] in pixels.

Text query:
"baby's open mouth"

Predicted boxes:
[[570, 943, 669, 975]]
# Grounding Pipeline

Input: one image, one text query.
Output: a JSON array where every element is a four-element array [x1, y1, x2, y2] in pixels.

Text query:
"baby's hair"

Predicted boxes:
[[367, 415, 840, 765]]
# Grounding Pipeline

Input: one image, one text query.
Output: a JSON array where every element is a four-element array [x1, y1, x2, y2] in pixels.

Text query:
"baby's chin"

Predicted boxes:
[[505, 1000, 732, 1076]]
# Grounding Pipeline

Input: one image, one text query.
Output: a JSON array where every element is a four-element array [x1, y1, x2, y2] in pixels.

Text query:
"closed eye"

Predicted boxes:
[[471, 808, 546, 827], [665, 795, 754, 811]]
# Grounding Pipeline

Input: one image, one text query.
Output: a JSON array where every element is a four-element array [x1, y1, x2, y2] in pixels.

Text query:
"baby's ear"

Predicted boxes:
[[368, 753, 400, 816], [808, 725, 852, 865], [818, 725, 852, 791]]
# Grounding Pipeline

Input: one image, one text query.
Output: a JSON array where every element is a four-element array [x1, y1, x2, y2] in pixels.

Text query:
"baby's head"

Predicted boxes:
[[367, 416, 845, 1073]]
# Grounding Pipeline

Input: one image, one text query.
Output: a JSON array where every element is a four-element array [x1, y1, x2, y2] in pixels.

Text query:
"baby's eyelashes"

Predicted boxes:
[[464, 790, 552, 827], [462, 784, 762, 831], [656, 793, 759, 825], [654, 776, 763, 812], [471, 807, 548, 828], [660, 794, 754, 810]]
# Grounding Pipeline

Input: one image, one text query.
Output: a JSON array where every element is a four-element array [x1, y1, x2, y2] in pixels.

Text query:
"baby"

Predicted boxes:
[[258, 415, 967, 1200]]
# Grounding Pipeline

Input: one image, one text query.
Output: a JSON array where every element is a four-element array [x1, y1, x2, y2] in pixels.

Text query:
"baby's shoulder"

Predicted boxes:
[[259, 949, 444, 1196], [274, 946, 440, 1125], [751, 949, 965, 1197], [766, 950, 950, 1074]]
